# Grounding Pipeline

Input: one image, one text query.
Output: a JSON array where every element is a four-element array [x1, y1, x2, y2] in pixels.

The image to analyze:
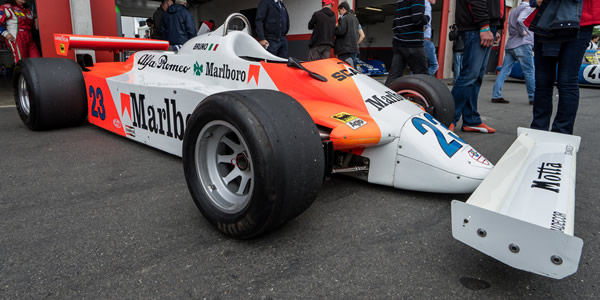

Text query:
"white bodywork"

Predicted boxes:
[[452, 128, 582, 279], [90, 26, 493, 194]]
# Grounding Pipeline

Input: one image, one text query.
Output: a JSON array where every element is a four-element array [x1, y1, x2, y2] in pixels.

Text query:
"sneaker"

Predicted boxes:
[[491, 98, 510, 104], [448, 123, 455, 132], [462, 123, 496, 133]]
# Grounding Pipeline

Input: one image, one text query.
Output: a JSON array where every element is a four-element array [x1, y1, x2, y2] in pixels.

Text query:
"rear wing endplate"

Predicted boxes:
[[54, 34, 169, 56], [451, 128, 582, 279]]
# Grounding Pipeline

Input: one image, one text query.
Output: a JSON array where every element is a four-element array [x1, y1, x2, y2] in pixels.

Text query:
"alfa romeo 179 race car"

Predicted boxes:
[[13, 14, 583, 279]]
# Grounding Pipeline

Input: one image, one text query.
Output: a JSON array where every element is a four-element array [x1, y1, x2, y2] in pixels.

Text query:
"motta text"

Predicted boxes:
[[531, 162, 562, 193]]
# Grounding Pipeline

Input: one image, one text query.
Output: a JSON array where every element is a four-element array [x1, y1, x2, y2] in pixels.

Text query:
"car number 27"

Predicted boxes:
[[411, 113, 465, 158], [89, 86, 106, 120]]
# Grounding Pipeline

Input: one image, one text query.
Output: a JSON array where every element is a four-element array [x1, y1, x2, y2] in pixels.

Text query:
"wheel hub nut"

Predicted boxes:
[[235, 153, 249, 171]]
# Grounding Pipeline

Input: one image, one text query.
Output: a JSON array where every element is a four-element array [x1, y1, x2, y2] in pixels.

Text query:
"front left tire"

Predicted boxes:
[[183, 90, 324, 239]]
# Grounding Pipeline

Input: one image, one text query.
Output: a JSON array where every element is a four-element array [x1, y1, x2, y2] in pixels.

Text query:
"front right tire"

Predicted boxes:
[[387, 74, 455, 127]]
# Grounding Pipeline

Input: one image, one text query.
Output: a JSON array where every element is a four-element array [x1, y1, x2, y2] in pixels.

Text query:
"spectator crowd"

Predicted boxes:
[[2, 0, 598, 136]]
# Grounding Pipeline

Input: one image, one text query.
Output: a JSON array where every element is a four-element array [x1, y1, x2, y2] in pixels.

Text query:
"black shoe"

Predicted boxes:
[[529, 100, 534, 105], [491, 98, 510, 104]]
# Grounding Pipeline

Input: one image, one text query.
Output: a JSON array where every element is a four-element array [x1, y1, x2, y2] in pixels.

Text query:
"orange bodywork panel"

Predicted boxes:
[[261, 59, 382, 150]]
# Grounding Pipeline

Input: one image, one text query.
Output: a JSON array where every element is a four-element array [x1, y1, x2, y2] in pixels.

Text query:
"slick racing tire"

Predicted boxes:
[[387, 74, 454, 127], [13, 58, 87, 130], [182, 90, 324, 239]]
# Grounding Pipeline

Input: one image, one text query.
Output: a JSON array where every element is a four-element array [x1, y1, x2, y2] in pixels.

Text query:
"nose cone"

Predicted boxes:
[[393, 113, 493, 193]]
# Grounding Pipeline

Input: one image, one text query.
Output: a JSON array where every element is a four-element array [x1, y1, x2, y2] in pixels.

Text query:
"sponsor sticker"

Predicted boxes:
[[125, 125, 136, 137], [193, 43, 219, 51], [468, 149, 490, 165], [531, 162, 562, 193], [331, 112, 367, 130], [124, 92, 190, 141], [194, 61, 203, 76], [55, 36, 68, 42], [113, 119, 122, 129], [364, 91, 404, 111], [137, 54, 191, 73], [59, 44, 65, 54]]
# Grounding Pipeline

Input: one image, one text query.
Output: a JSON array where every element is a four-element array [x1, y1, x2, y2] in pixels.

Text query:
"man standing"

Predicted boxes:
[[491, 0, 535, 105], [151, 0, 172, 40], [449, 24, 464, 84], [384, 0, 429, 85], [334, 2, 359, 67], [256, 0, 290, 58], [307, 0, 336, 61], [529, 0, 599, 135], [161, 0, 196, 49], [588, 34, 599, 50], [450, 0, 505, 133], [424, 0, 439, 76]]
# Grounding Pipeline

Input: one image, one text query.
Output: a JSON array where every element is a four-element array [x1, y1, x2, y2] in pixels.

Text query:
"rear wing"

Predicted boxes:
[[451, 128, 582, 279], [54, 34, 169, 56]]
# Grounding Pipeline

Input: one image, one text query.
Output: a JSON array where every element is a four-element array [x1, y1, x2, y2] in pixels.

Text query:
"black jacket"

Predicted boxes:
[[455, 0, 505, 31], [151, 7, 165, 40], [161, 4, 196, 46], [449, 28, 464, 52], [255, 0, 290, 41], [308, 7, 336, 48], [334, 12, 359, 55]]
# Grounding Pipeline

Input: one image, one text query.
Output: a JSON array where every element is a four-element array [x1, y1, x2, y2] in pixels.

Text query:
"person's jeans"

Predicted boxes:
[[453, 51, 463, 81], [530, 26, 593, 134], [267, 37, 288, 58], [451, 28, 496, 126], [492, 44, 535, 101], [424, 39, 439, 76]]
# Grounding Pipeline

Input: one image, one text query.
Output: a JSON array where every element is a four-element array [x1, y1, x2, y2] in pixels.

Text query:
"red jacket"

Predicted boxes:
[[0, 3, 35, 39], [581, 0, 600, 26]]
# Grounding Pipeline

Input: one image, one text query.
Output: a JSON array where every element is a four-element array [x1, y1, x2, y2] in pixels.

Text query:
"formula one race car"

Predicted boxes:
[[12, 14, 582, 279], [507, 49, 600, 85], [15, 13, 480, 238]]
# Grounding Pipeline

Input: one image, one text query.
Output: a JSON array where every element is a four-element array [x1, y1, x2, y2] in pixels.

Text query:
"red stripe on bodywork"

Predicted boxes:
[[121, 93, 131, 120], [247, 64, 260, 85]]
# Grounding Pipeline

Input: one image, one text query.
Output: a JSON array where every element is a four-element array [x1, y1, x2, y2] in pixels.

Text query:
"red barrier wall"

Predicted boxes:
[[36, 0, 118, 62]]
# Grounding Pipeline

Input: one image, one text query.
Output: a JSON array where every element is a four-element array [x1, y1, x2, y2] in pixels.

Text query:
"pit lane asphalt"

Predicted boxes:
[[1, 76, 599, 299]]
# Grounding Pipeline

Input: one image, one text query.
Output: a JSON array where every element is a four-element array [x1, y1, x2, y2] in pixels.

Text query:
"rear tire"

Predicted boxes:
[[387, 74, 454, 127], [182, 90, 324, 239], [13, 58, 87, 130]]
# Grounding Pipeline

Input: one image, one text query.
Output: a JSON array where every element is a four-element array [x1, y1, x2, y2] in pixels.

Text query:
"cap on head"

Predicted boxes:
[[322, 0, 334, 6]]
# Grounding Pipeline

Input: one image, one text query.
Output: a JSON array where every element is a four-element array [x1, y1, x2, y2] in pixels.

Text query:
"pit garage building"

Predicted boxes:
[[24, 0, 520, 79]]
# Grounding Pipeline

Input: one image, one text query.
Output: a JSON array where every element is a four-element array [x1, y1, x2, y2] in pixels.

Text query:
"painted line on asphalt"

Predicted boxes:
[[0, 105, 16, 108]]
